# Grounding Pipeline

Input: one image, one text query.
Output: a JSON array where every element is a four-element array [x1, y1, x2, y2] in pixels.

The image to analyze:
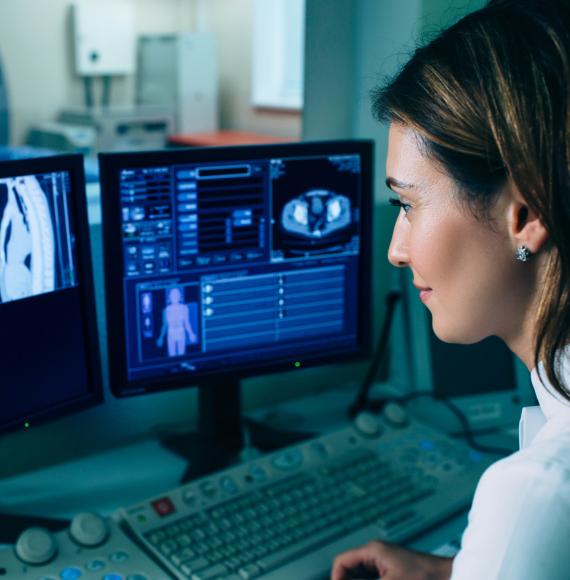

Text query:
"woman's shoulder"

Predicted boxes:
[[477, 430, 570, 501], [456, 435, 570, 580]]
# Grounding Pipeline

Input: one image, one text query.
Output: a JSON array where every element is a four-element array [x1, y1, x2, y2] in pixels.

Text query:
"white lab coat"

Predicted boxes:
[[451, 352, 570, 579]]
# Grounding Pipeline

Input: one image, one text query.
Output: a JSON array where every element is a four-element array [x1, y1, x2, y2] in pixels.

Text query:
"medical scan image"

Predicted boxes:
[[282, 189, 351, 238], [271, 156, 360, 260], [138, 283, 201, 361], [0, 172, 76, 304]]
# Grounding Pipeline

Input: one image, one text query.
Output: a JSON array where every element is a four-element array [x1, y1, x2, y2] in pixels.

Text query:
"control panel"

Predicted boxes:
[[0, 407, 493, 580], [0, 513, 170, 579], [116, 406, 490, 579]]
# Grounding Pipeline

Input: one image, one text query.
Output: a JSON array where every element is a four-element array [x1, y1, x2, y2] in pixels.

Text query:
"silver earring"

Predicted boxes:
[[515, 245, 531, 262]]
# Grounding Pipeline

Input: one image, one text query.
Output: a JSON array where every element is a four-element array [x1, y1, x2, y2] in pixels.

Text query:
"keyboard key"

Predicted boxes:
[[171, 547, 196, 566], [238, 563, 262, 579], [257, 523, 346, 573], [181, 556, 209, 576], [191, 563, 229, 579]]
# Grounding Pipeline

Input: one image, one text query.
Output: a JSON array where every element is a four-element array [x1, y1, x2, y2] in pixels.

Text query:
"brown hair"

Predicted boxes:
[[373, 0, 570, 399]]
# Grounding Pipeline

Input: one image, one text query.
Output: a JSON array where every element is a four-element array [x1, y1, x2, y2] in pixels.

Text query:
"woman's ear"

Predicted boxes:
[[506, 183, 549, 254]]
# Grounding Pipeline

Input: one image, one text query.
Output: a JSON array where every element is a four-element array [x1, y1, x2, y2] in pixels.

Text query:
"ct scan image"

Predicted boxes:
[[271, 156, 360, 260]]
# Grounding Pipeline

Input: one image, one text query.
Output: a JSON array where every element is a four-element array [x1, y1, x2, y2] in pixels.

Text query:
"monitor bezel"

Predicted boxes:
[[100, 140, 373, 398], [0, 154, 103, 434]]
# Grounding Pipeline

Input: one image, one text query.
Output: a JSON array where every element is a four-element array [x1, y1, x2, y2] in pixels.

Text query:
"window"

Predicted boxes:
[[251, 0, 305, 110]]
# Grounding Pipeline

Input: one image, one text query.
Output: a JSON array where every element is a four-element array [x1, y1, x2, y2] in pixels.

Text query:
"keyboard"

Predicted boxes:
[[115, 405, 493, 580]]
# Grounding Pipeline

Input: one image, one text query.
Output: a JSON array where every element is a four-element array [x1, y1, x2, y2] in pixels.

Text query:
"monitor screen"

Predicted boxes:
[[0, 155, 102, 433], [100, 140, 373, 396]]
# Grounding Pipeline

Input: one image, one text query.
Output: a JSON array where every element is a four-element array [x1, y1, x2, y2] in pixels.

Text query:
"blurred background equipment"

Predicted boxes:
[[72, 0, 136, 108], [137, 33, 219, 134]]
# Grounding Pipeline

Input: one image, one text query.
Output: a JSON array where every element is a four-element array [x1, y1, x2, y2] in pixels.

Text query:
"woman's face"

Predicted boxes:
[[386, 123, 535, 346]]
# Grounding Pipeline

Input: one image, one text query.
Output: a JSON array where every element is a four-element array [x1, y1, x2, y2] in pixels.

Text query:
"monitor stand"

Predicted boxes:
[[160, 378, 314, 484], [161, 378, 245, 484]]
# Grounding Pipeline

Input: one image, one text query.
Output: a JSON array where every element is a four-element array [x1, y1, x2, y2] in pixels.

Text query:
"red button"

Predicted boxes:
[[151, 497, 176, 517]]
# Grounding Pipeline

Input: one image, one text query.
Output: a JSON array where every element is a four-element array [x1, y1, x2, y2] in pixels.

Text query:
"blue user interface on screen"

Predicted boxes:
[[119, 153, 364, 382]]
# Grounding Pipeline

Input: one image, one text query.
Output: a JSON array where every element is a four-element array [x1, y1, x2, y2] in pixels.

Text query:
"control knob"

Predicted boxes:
[[69, 512, 109, 547], [15, 527, 57, 565], [382, 401, 409, 427], [354, 412, 383, 438]]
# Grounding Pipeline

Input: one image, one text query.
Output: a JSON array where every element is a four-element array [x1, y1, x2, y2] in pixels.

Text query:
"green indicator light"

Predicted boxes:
[[24, 422, 30, 429], [294, 361, 301, 368]]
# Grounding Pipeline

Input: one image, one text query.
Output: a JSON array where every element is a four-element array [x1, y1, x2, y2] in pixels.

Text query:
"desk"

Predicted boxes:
[[168, 130, 294, 147]]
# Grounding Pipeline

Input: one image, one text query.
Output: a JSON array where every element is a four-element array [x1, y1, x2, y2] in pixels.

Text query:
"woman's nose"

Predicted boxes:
[[387, 216, 409, 268]]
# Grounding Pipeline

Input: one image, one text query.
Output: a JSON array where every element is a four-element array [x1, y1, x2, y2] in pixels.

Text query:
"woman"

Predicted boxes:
[[332, 1, 570, 578]]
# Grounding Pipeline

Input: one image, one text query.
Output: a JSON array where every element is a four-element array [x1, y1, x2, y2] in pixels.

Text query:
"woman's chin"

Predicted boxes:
[[431, 322, 486, 345]]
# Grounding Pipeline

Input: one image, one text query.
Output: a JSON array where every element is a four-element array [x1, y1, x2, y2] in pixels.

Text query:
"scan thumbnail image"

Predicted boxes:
[[0, 173, 76, 304], [272, 157, 359, 260], [138, 283, 201, 361]]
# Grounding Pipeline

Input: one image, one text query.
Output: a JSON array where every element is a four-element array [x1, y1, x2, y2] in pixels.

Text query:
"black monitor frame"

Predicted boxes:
[[100, 141, 373, 479], [0, 154, 103, 435]]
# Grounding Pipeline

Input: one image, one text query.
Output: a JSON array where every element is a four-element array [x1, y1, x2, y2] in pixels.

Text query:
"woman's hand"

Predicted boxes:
[[331, 540, 453, 580]]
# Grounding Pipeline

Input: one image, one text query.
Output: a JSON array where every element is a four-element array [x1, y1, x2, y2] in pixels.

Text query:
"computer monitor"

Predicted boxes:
[[390, 268, 535, 433], [0, 155, 102, 435], [99, 140, 373, 478]]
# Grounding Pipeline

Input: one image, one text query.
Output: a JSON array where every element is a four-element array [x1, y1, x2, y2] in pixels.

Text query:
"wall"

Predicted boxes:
[[421, 0, 487, 39], [0, 0, 196, 145]]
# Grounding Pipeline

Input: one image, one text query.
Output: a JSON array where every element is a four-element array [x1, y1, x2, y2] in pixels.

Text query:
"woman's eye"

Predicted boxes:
[[389, 197, 412, 214]]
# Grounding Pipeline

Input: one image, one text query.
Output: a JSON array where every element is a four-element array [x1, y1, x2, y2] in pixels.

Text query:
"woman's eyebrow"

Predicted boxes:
[[385, 176, 415, 191]]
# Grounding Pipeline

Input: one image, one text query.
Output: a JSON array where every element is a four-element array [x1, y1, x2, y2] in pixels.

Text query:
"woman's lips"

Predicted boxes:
[[413, 284, 433, 302], [419, 289, 432, 302]]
